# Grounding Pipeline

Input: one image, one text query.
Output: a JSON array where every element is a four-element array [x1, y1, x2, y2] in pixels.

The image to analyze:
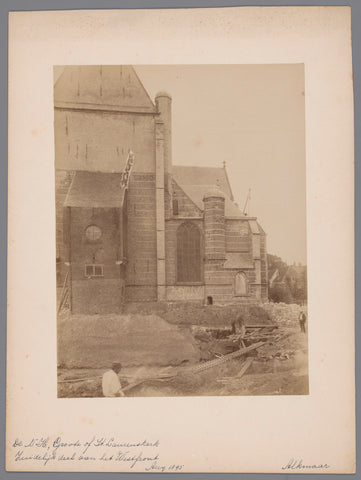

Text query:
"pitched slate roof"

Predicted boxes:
[[179, 184, 244, 218], [172, 166, 233, 200], [54, 65, 156, 113], [64, 171, 125, 208]]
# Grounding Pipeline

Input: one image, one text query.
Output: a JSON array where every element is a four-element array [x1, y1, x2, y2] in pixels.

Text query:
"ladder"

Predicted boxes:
[[57, 269, 70, 314]]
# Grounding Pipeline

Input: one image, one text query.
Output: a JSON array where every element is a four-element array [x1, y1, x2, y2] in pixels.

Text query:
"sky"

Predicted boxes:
[[135, 64, 306, 265]]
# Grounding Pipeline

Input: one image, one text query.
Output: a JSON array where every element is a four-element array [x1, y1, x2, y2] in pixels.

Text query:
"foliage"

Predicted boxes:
[[267, 254, 307, 305]]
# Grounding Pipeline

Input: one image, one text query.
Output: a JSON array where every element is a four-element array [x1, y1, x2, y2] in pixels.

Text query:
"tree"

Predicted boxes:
[[267, 254, 307, 305], [269, 283, 293, 304]]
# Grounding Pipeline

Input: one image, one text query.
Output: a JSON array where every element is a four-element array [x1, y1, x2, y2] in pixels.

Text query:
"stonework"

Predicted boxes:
[[55, 66, 269, 313]]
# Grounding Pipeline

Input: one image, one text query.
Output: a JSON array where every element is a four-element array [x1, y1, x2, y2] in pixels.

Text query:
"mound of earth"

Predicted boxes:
[[123, 302, 272, 327], [58, 313, 200, 368]]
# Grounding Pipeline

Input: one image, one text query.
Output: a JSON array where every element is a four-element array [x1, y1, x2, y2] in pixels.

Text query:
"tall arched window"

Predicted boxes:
[[177, 223, 201, 283], [235, 272, 248, 296]]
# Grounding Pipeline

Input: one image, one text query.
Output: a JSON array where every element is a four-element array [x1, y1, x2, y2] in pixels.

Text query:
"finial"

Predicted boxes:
[[216, 179, 220, 187], [223, 160, 226, 168]]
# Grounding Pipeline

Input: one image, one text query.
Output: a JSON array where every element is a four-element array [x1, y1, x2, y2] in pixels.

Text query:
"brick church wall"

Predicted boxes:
[[125, 173, 158, 302], [54, 109, 156, 173], [55, 170, 74, 285], [55, 105, 159, 304], [204, 216, 261, 304], [225, 220, 251, 252], [68, 207, 123, 314], [260, 229, 268, 300]]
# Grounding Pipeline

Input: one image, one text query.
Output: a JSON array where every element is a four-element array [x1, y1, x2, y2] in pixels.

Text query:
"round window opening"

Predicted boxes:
[[85, 225, 102, 241]]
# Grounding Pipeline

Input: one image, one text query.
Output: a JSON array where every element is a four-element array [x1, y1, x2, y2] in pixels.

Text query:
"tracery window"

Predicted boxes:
[[176, 223, 201, 283]]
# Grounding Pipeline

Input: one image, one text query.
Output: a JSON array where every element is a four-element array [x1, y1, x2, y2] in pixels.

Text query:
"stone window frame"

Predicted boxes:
[[85, 264, 104, 278], [84, 224, 102, 242], [234, 271, 248, 296], [176, 221, 203, 285]]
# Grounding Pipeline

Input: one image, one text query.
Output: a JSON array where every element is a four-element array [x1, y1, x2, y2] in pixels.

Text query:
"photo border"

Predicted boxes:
[[1, 0, 359, 478]]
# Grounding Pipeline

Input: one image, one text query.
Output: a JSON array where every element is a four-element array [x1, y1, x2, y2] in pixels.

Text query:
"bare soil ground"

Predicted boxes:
[[58, 325, 308, 397]]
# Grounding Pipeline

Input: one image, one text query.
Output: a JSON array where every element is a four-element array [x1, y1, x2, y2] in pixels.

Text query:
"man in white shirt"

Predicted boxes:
[[102, 362, 125, 397]]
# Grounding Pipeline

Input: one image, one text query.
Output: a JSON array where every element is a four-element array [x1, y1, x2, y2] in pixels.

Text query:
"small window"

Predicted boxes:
[[85, 225, 102, 241], [173, 199, 179, 216], [235, 272, 247, 296], [85, 265, 93, 276], [85, 264, 104, 277], [94, 265, 103, 276]]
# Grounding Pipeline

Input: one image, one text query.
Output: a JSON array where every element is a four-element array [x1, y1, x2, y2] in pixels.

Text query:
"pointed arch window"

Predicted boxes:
[[177, 222, 201, 283], [235, 272, 248, 296]]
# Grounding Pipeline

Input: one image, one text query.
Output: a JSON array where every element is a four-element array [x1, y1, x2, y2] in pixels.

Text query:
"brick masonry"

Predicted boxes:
[[55, 170, 74, 285], [125, 173, 157, 302], [57, 173, 269, 307]]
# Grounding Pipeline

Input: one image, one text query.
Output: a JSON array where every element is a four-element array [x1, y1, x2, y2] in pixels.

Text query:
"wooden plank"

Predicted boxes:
[[244, 329, 262, 339], [245, 324, 278, 329], [235, 357, 254, 378], [189, 341, 265, 374], [123, 376, 174, 393]]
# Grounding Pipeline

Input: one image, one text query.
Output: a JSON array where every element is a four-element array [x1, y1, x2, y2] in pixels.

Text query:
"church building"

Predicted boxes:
[[55, 66, 268, 314]]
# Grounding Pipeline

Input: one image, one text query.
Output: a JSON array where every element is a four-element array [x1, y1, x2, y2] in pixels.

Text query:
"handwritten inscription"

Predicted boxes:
[[282, 458, 330, 470], [11, 436, 183, 472]]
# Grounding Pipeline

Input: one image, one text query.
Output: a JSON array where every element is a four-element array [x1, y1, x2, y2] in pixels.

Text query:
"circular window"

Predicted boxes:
[[85, 225, 102, 241]]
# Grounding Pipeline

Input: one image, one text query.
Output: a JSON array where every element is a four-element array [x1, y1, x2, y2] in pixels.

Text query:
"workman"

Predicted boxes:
[[299, 310, 307, 333], [102, 362, 125, 397], [237, 315, 246, 338]]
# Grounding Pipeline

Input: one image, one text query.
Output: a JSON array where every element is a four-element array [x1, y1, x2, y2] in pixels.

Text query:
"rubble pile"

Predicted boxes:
[[261, 303, 304, 326]]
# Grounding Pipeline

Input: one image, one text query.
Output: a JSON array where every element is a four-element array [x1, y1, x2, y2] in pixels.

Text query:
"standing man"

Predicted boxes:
[[102, 362, 125, 397], [299, 310, 307, 333]]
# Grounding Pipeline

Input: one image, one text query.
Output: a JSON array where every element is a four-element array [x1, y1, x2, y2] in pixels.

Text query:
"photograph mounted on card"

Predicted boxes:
[[6, 6, 355, 474]]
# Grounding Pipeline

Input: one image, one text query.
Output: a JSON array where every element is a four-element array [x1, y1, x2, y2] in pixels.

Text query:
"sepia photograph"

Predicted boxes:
[[55, 64, 308, 398], [6, 6, 355, 473]]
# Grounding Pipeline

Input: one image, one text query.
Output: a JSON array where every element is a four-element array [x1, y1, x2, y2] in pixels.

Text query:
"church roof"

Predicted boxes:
[[179, 184, 245, 218], [172, 165, 244, 218], [172, 165, 233, 200], [54, 65, 156, 113], [64, 171, 125, 208]]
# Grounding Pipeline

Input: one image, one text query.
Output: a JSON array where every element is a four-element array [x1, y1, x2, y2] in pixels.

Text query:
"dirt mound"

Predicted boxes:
[[123, 302, 272, 327], [58, 313, 200, 368]]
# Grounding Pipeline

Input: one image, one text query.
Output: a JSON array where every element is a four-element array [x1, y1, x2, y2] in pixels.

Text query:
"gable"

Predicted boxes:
[[172, 180, 203, 217], [172, 165, 233, 200], [54, 65, 156, 113]]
